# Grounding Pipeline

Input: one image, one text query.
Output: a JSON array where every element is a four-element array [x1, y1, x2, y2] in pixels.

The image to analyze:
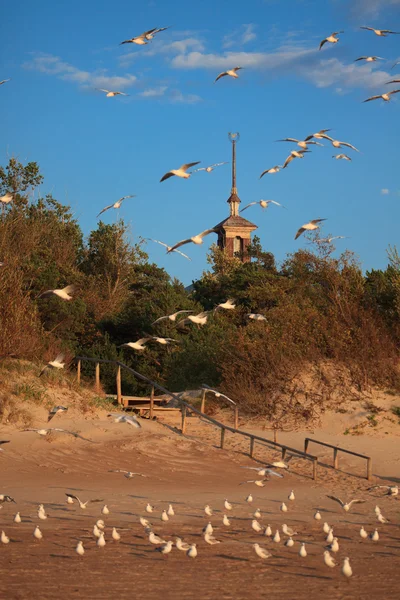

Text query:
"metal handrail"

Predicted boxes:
[[304, 437, 372, 481]]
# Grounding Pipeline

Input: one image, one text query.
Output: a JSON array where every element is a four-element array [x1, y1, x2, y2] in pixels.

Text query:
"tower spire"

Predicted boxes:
[[228, 132, 240, 216]]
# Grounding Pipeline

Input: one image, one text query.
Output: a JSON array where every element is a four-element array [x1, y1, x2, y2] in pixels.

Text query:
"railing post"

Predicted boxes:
[[116, 365, 122, 405], [181, 405, 187, 434], [200, 389, 206, 413], [234, 406, 239, 430], [333, 448, 339, 470], [281, 447, 287, 461], [220, 428, 225, 449], [313, 458, 318, 481], [304, 438, 309, 453], [249, 437, 255, 458], [367, 457, 372, 481], [77, 360, 81, 385], [150, 386, 155, 420], [273, 427, 278, 443], [95, 362, 100, 394]]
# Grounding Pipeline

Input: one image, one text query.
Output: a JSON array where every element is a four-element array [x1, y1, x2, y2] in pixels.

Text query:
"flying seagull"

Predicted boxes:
[[368, 484, 398, 496], [276, 137, 323, 149], [214, 67, 243, 83], [177, 311, 209, 327], [354, 56, 384, 62], [214, 299, 236, 311], [0, 79, 11, 86], [295, 219, 326, 240], [97, 195, 135, 217], [120, 27, 169, 45], [259, 165, 283, 178], [385, 78, 400, 84], [39, 354, 65, 376], [107, 413, 142, 428], [392, 60, 400, 69], [96, 89, 129, 97], [305, 129, 333, 142], [146, 238, 192, 260], [360, 26, 400, 36], [240, 466, 283, 477], [332, 154, 352, 160], [364, 90, 400, 102], [151, 336, 179, 345], [283, 150, 310, 169], [65, 493, 103, 509], [109, 470, 147, 479], [319, 31, 344, 50], [201, 385, 236, 405], [192, 162, 228, 173], [247, 313, 267, 321], [38, 284, 76, 301], [47, 405, 68, 422], [152, 310, 194, 325], [119, 338, 152, 351], [24, 428, 95, 442], [326, 495, 366, 511], [160, 162, 200, 182], [167, 228, 216, 253], [240, 200, 284, 213], [330, 139, 359, 152], [0, 192, 13, 205], [317, 236, 347, 243]]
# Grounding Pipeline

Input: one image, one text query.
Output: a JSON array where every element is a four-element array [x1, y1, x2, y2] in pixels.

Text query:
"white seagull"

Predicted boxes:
[[276, 137, 323, 149], [360, 526, 368, 539], [332, 154, 352, 160], [282, 524, 297, 536], [273, 530, 281, 543], [38, 284, 76, 301], [1, 531, 10, 544], [364, 90, 400, 102], [288, 490, 295, 501], [97, 195, 135, 217], [176, 537, 190, 551], [177, 311, 209, 327], [204, 505, 213, 517], [355, 56, 384, 62], [156, 542, 173, 555], [305, 129, 333, 142], [187, 544, 197, 558], [109, 470, 147, 479], [149, 532, 167, 545], [247, 313, 267, 321], [253, 543, 271, 559], [324, 550, 337, 568], [330, 139, 359, 152], [371, 528, 379, 541], [120, 338, 152, 351], [152, 310, 194, 325], [299, 543, 307, 557], [0, 79, 11, 85], [285, 537, 295, 547], [65, 494, 103, 509], [192, 162, 228, 173], [96, 89, 129, 98], [112, 527, 121, 541], [47, 405, 68, 422], [0, 192, 13, 205], [24, 428, 94, 442], [160, 162, 200, 182], [323, 522, 331, 535], [76, 541, 85, 556], [283, 150, 310, 169], [368, 484, 399, 496], [14, 512, 21, 523], [145, 504, 154, 514], [342, 557, 353, 578], [204, 532, 221, 545], [33, 526, 43, 540], [319, 31, 344, 50], [39, 354, 65, 376], [314, 511, 322, 521], [295, 219, 326, 240], [215, 298, 236, 310], [224, 499, 233, 511], [97, 532, 106, 547], [215, 67, 243, 83], [326, 495, 366, 511], [108, 413, 141, 428], [167, 228, 216, 253], [120, 27, 169, 45], [280, 502, 288, 513], [223, 514, 231, 526], [146, 239, 192, 261], [259, 165, 283, 178], [240, 200, 284, 213], [360, 26, 399, 36], [252, 519, 264, 533]]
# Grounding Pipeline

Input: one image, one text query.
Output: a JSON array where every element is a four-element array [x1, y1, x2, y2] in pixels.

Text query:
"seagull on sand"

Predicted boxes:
[[96, 520, 105, 530], [38, 284, 76, 301], [146, 239, 192, 261], [112, 527, 121, 541], [167, 228, 216, 253], [276, 137, 323, 149], [47, 405, 68, 422], [253, 508, 261, 518], [145, 504, 155, 515], [65, 494, 103, 509], [377, 513, 390, 524], [120, 338, 152, 351], [375, 505, 382, 515], [259, 165, 283, 178], [204, 505, 213, 517], [14, 512, 21, 523], [76, 541, 85, 556], [326, 529, 334, 544], [326, 495, 366, 512], [371, 528, 379, 541], [283, 149, 310, 169], [360, 26, 400, 36], [38, 505, 47, 520], [1, 531, 10, 544], [359, 526, 368, 539], [265, 525, 272, 537], [204, 532, 221, 545], [120, 27, 169, 45], [97, 532, 106, 548], [253, 543, 271, 559], [280, 502, 288, 513], [273, 530, 281, 543], [288, 490, 295, 501], [203, 522, 213, 535], [24, 428, 94, 442], [252, 519, 264, 533], [240, 200, 284, 213], [299, 543, 307, 557], [246, 494, 254, 503], [160, 162, 200, 182], [192, 162, 228, 173], [149, 532, 167, 545], [241, 479, 268, 487], [324, 550, 337, 568], [369, 484, 399, 496], [93, 524, 101, 538], [355, 56, 384, 62], [96, 89, 129, 98], [214, 67, 243, 83], [282, 524, 297, 536], [0, 192, 13, 205], [101, 505, 110, 515], [140, 516, 152, 528], [39, 354, 65, 376], [342, 557, 353, 578], [161, 510, 169, 522], [187, 544, 197, 558], [152, 310, 194, 325], [97, 195, 135, 217], [33, 526, 43, 540], [314, 511, 322, 520], [364, 90, 400, 102], [0, 79, 11, 85], [295, 219, 326, 240], [327, 538, 339, 553], [176, 538, 190, 551], [319, 31, 344, 50], [0, 495, 16, 504], [224, 499, 233, 511], [323, 522, 331, 534], [223, 514, 231, 526], [285, 537, 295, 547], [109, 470, 147, 479], [333, 154, 352, 160], [167, 505, 175, 517]]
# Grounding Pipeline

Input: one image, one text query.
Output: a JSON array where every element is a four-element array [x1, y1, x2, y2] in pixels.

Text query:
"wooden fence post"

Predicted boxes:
[[95, 363, 100, 394], [150, 386, 155, 420], [304, 438, 309, 453], [181, 406, 187, 434], [249, 437, 255, 458], [234, 406, 239, 430], [200, 389, 206, 414], [333, 448, 339, 470], [220, 428, 225, 449], [116, 365, 122, 405], [367, 457, 372, 481], [77, 360, 81, 385]]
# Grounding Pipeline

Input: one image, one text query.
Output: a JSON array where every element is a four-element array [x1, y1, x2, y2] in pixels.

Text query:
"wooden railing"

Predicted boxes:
[[304, 438, 372, 481], [74, 356, 319, 480]]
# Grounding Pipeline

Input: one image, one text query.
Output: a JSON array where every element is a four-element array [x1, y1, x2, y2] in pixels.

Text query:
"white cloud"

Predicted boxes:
[[223, 24, 257, 49], [24, 53, 137, 91], [139, 86, 168, 97], [381, 188, 390, 194], [118, 36, 205, 67], [169, 90, 202, 104], [346, 0, 400, 16]]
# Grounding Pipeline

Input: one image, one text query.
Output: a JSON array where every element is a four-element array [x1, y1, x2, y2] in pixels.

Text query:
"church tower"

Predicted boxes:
[[214, 133, 257, 262]]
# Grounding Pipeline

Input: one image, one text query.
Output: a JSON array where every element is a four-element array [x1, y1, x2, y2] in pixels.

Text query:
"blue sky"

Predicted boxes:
[[1, 0, 400, 284]]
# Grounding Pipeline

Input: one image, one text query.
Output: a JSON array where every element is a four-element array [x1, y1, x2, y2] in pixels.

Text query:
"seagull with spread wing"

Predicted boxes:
[[120, 338, 152, 351], [240, 200, 284, 213], [317, 236, 347, 244], [39, 354, 65, 376], [330, 138, 359, 152], [96, 89, 129, 97], [360, 26, 400, 36], [146, 238, 192, 260], [368, 484, 398, 496], [276, 137, 323, 149], [364, 89, 400, 102], [259, 165, 283, 178], [332, 154, 352, 160], [283, 150, 310, 169], [97, 195, 135, 217], [214, 67, 243, 83], [295, 219, 326, 240], [0, 79, 11, 86], [109, 470, 148, 479], [108, 413, 142, 428], [24, 428, 95, 442], [354, 56, 384, 63], [0, 192, 13, 205], [177, 311, 209, 327], [305, 129, 333, 142], [152, 310, 194, 325], [167, 228, 216, 253], [65, 493, 103, 509], [319, 31, 344, 50], [192, 162, 228, 173], [120, 27, 169, 45], [326, 495, 366, 511], [160, 162, 200, 182], [47, 405, 68, 422], [38, 284, 76, 301]]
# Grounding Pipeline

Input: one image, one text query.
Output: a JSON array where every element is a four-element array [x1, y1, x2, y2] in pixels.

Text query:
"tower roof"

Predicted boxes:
[[214, 214, 257, 230]]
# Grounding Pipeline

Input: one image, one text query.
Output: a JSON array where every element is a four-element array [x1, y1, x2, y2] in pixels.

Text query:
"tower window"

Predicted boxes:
[[234, 236, 243, 254]]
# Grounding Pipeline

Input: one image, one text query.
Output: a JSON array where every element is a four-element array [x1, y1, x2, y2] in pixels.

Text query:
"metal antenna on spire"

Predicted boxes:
[[228, 132, 240, 194]]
